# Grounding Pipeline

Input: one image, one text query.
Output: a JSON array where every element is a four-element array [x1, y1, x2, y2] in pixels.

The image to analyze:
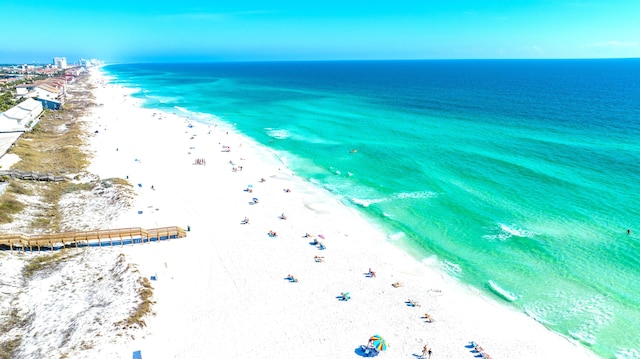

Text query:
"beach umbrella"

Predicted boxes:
[[369, 334, 387, 351]]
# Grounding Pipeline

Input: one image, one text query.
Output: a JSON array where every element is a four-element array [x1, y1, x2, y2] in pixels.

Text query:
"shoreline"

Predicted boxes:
[[87, 67, 599, 358], [2, 67, 600, 358]]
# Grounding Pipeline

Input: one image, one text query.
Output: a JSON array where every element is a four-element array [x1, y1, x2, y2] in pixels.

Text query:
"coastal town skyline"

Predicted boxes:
[[1, 0, 639, 63]]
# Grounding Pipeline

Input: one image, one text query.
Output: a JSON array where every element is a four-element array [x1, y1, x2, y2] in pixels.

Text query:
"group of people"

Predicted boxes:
[[193, 158, 206, 165], [422, 345, 433, 359], [470, 341, 492, 359]]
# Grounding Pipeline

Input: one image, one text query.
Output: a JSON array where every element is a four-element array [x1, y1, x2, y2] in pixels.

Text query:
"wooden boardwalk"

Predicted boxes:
[[0, 226, 187, 252]]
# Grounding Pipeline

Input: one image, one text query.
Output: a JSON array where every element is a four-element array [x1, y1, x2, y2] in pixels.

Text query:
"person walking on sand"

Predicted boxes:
[[422, 345, 428, 358]]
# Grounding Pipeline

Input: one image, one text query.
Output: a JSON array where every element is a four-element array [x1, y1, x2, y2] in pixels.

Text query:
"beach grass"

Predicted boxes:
[[7, 180, 33, 196], [0, 191, 25, 224], [116, 277, 155, 329], [0, 336, 21, 359], [0, 74, 99, 229], [22, 250, 80, 279], [9, 116, 88, 175], [26, 181, 95, 231], [0, 308, 26, 359], [9, 75, 93, 175], [103, 177, 131, 187]]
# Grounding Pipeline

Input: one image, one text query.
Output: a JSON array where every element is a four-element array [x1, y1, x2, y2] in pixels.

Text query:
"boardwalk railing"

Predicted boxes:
[[0, 169, 69, 182], [0, 226, 187, 252]]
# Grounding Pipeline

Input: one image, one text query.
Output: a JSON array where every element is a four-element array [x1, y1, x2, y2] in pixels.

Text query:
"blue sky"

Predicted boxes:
[[1, 0, 639, 63]]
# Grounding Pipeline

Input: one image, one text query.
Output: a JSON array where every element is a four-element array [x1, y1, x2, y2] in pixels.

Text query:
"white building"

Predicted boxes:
[[53, 57, 67, 69], [0, 98, 43, 132]]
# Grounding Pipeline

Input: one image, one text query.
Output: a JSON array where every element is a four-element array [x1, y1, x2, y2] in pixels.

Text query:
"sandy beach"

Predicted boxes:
[[1, 68, 601, 359]]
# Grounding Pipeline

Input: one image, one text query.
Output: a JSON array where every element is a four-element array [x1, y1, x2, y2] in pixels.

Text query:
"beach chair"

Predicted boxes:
[[361, 346, 379, 357]]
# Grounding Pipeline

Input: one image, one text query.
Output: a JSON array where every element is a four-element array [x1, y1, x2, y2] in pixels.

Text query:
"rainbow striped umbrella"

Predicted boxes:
[[369, 334, 388, 351]]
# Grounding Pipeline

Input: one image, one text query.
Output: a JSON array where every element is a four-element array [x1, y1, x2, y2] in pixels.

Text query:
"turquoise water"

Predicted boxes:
[[104, 60, 640, 358]]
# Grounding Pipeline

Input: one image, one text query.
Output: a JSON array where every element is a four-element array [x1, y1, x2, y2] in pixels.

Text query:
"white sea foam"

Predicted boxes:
[[569, 329, 597, 346], [420, 254, 440, 266], [265, 128, 290, 139], [484, 223, 537, 241], [350, 191, 434, 208], [394, 191, 436, 200], [524, 307, 554, 325], [351, 197, 375, 207], [442, 260, 462, 276], [614, 348, 640, 359], [487, 280, 519, 302], [174, 105, 190, 114], [499, 223, 536, 238], [565, 294, 613, 347], [387, 232, 405, 241]]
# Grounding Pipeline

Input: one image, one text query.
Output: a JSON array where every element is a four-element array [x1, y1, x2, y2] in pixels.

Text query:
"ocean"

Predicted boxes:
[[103, 59, 640, 359]]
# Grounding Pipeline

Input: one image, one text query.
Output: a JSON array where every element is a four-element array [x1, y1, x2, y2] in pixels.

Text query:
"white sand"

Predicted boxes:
[[2, 68, 600, 359]]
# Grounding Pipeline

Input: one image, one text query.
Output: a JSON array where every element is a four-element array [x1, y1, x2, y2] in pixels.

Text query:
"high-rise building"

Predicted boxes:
[[53, 57, 67, 69]]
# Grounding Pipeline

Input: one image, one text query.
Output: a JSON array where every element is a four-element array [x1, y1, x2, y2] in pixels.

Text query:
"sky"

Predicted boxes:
[[1, 0, 639, 64]]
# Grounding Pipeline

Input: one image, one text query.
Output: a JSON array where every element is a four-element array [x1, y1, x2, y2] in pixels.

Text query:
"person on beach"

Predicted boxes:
[[422, 345, 429, 358], [314, 256, 324, 262], [368, 268, 376, 277], [280, 213, 287, 220]]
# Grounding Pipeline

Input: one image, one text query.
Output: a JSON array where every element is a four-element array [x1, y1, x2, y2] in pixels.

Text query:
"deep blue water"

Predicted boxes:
[[105, 59, 640, 358]]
